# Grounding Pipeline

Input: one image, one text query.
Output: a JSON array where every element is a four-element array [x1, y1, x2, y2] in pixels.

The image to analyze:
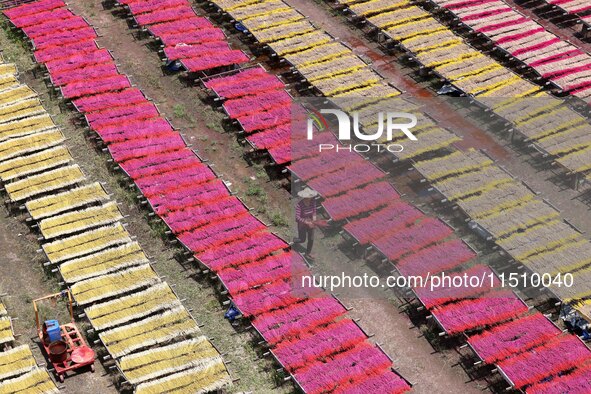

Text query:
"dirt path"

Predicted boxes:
[[346, 299, 481, 394]]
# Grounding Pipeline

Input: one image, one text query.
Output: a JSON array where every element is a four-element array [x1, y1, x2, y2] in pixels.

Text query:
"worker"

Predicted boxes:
[[294, 187, 318, 260]]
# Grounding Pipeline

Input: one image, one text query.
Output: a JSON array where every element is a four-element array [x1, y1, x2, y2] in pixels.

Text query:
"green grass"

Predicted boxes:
[[270, 211, 288, 227], [246, 182, 264, 197], [173, 103, 186, 118], [203, 108, 226, 133], [253, 163, 267, 179], [149, 219, 169, 239], [0, 28, 34, 72]]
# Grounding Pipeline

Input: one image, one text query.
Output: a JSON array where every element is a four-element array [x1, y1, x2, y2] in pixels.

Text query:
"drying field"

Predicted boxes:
[[2, 0, 591, 393]]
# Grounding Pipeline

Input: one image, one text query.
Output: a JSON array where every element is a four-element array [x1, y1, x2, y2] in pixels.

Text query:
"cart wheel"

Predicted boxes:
[[90, 364, 95, 373], [58, 374, 64, 383]]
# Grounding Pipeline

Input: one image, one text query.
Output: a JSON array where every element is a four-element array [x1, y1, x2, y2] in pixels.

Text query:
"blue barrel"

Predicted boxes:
[[43, 320, 61, 343]]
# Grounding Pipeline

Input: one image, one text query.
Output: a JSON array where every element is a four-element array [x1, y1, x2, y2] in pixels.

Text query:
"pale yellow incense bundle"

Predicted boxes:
[[0, 317, 14, 345], [0, 63, 17, 79], [0, 129, 64, 163], [0, 86, 36, 106], [0, 345, 36, 381], [26, 183, 109, 220], [71, 264, 160, 306], [415, 149, 493, 183], [0, 146, 71, 182], [100, 307, 200, 357], [5, 165, 85, 202], [0, 98, 44, 124], [60, 242, 148, 284], [0, 368, 58, 394], [135, 362, 231, 394], [119, 337, 222, 384], [42, 222, 131, 264], [0, 115, 56, 143], [261, 21, 318, 47], [85, 282, 179, 331], [39, 201, 123, 239]]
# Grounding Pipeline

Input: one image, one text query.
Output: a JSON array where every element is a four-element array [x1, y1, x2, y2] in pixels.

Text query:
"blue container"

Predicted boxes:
[[43, 320, 61, 343]]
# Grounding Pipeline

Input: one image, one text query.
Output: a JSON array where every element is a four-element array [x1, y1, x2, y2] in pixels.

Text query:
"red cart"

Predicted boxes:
[[33, 291, 96, 383]]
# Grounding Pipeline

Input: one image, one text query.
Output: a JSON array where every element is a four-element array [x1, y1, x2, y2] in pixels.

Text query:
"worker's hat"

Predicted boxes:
[[297, 187, 318, 198]]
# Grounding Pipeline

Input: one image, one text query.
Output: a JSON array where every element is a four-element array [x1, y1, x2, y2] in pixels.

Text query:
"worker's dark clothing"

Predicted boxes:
[[294, 199, 316, 255], [296, 223, 315, 254]]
